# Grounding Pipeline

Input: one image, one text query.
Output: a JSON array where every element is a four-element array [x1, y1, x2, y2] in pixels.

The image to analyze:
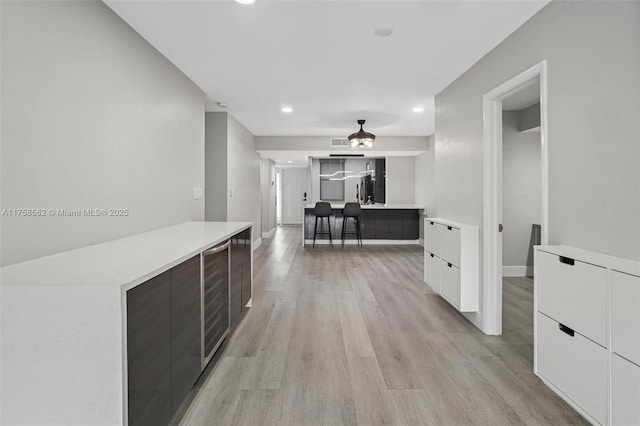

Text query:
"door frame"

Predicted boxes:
[[482, 60, 549, 335]]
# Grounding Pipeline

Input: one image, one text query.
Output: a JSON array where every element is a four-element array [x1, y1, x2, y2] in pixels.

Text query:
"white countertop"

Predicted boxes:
[[304, 203, 424, 210], [1, 221, 251, 291], [1, 221, 252, 425]]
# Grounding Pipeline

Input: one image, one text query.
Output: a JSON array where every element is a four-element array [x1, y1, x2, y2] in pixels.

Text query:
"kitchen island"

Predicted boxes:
[[302, 203, 425, 246], [1, 221, 252, 426]]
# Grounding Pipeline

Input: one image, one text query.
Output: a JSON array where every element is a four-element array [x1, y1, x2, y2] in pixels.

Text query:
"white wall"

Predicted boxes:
[[227, 114, 261, 241], [386, 157, 415, 204], [414, 134, 435, 213], [0, 1, 205, 266], [502, 111, 541, 271], [260, 158, 276, 236], [434, 1, 640, 323], [205, 112, 228, 221]]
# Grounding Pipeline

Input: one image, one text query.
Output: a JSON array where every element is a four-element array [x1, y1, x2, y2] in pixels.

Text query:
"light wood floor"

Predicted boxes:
[[179, 226, 586, 425]]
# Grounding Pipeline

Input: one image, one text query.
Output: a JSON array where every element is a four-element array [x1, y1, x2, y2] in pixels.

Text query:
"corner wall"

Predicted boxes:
[[1, 1, 205, 266]]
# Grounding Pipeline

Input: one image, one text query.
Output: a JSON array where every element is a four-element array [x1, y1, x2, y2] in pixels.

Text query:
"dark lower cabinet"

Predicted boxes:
[[240, 230, 252, 308], [230, 228, 252, 330], [127, 272, 172, 426], [127, 255, 201, 426], [170, 255, 201, 417]]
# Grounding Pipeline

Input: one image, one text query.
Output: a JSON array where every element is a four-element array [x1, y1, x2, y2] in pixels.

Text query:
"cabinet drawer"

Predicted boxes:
[[536, 250, 607, 346], [537, 313, 607, 425], [424, 251, 440, 292], [611, 270, 640, 365], [440, 226, 461, 266], [612, 353, 640, 426], [424, 221, 442, 255], [440, 260, 460, 309]]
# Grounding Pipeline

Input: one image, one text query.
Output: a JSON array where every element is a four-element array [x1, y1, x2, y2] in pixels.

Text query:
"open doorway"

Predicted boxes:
[[500, 79, 542, 362], [482, 60, 549, 336]]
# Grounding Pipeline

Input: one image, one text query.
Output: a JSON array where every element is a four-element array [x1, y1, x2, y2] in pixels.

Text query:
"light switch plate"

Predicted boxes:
[[194, 187, 203, 200]]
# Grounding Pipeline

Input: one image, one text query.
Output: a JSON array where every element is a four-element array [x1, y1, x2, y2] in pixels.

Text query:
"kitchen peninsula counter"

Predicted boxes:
[[303, 203, 424, 245]]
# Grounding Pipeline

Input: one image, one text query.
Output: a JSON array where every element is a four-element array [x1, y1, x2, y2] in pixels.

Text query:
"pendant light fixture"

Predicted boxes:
[[348, 120, 375, 148]]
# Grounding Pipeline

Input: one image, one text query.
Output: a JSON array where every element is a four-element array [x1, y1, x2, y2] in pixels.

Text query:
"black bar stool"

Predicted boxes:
[[313, 202, 333, 247], [341, 202, 362, 248]]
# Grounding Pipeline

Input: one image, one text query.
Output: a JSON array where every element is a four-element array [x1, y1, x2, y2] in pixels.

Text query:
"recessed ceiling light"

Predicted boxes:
[[287, 161, 293, 163], [413, 106, 424, 113], [374, 28, 393, 38], [281, 106, 293, 113], [235, 0, 255, 4]]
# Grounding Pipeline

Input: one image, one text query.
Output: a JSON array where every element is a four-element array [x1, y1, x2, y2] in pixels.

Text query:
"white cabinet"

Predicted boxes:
[[611, 354, 640, 426], [440, 226, 461, 266], [534, 245, 640, 426], [440, 259, 461, 308], [424, 251, 440, 292], [537, 312, 607, 425], [611, 271, 640, 366], [423, 218, 479, 312], [536, 250, 607, 346], [424, 220, 442, 255]]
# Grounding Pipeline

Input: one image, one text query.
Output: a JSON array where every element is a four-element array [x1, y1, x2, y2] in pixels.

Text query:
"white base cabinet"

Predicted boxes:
[[534, 246, 640, 426], [423, 218, 479, 312], [611, 353, 640, 426]]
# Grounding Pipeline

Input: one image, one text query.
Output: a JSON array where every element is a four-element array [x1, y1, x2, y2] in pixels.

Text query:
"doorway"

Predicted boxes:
[[280, 168, 308, 225], [482, 60, 549, 335]]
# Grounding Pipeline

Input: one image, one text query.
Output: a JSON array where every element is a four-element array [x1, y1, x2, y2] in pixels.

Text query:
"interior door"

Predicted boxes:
[[281, 168, 307, 225]]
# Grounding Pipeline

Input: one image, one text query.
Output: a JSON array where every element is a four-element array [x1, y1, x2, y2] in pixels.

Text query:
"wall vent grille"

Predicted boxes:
[[330, 138, 349, 147]]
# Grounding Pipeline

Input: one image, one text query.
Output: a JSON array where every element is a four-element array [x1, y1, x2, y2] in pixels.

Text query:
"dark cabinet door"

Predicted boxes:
[[170, 255, 202, 416], [402, 210, 419, 239], [375, 210, 390, 239], [127, 272, 172, 426], [203, 245, 229, 361], [240, 229, 252, 309], [387, 210, 404, 239], [230, 234, 243, 329], [361, 210, 376, 239]]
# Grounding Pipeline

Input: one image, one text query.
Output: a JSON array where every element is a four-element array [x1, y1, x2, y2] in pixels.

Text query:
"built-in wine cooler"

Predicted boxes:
[[201, 240, 230, 369]]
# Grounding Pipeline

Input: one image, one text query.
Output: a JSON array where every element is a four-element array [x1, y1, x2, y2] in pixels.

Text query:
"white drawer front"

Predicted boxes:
[[424, 221, 442, 255], [424, 251, 440, 292], [440, 226, 461, 266], [612, 353, 640, 426], [536, 250, 607, 346], [537, 313, 607, 425], [440, 260, 460, 308], [611, 270, 640, 366]]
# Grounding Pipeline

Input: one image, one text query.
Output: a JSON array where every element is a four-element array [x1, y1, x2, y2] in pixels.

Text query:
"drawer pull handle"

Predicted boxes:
[[447, 226, 452, 230], [559, 256, 575, 265], [559, 323, 575, 337], [430, 221, 434, 225], [430, 253, 434, 258], [448, 263, 452, 268]]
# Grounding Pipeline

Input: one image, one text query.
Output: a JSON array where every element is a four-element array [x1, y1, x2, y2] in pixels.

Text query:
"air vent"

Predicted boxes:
[[329, 154, 364, 157], [330, 138, 349, 147]]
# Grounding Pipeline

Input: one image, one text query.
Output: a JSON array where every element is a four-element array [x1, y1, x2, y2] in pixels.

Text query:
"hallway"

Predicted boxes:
[[180, 227, 585, 425]]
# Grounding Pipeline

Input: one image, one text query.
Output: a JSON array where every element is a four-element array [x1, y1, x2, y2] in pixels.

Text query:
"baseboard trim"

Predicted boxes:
[[304, 239, 420, 246], [502, 266, 528, 277], [252, 238, 262, 250], [261, 228, 276, 239]]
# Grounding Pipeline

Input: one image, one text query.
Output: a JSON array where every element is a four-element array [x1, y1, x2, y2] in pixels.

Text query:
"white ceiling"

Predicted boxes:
[[104, 0, 549, 138]]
